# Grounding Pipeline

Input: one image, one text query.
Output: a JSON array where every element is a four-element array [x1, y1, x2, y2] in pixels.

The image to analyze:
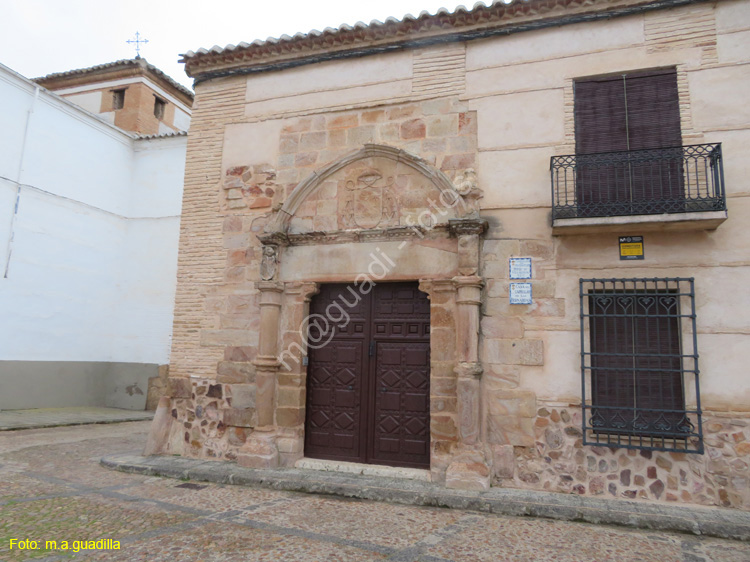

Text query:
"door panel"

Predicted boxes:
[[370, 341, 431, 467], [305, 282, 430, 468]]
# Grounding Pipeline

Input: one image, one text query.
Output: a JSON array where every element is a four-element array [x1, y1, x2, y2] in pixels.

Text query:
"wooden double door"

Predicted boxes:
[[304, 282, 431, 469]]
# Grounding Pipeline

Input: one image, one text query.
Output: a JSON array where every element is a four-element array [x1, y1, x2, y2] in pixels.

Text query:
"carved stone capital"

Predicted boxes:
[[453, 275, 484, 306], [454, 361, 483, 379], [448, 218, 488, 237], [256, 281, 284, 300], [253, 355, 282, 372], [257, 232, 290, 247], [285, 281, 320, 302]]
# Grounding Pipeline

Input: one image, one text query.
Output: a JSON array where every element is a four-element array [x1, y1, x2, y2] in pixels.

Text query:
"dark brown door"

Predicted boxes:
[[304, 282, 430, 468]]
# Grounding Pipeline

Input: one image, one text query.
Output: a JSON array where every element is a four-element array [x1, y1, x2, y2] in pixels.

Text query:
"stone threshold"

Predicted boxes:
[[294, 457, 431, 482], [101, 452, 750, 541]]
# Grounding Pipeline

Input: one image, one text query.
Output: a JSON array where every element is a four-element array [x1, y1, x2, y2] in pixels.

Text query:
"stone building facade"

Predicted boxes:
[[146, 0, 750, 510]]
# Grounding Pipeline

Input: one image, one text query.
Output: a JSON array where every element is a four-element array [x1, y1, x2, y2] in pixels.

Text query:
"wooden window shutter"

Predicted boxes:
[[574, 76, 628, 155], [623, 69, 682, 151], [574, 68, 684, 213]]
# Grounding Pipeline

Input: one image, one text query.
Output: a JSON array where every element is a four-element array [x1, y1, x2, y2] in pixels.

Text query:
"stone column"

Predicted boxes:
[[453, 276, 484, 445], [238, 240, 285, 469], [276, 282, 319, 467], [445, 219, 491, 490]]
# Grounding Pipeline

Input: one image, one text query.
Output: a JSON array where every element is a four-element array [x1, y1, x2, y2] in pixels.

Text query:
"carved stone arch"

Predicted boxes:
[[265, 144, 472, 235], [245, 143, 490, 491]]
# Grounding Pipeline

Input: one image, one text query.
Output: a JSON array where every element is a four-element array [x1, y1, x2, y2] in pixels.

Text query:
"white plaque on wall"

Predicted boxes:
[[509, 282, 533, 305], [509, 257, 532, 280]]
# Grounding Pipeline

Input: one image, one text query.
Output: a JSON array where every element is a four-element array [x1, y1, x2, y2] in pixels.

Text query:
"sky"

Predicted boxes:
[[0, 0, 470, 91]]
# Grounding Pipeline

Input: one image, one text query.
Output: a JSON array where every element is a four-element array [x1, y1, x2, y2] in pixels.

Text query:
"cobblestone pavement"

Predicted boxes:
[[1, 422, 749, 562]]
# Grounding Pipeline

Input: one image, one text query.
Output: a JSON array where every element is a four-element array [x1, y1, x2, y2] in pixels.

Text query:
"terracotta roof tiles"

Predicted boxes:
[[179, 0, 676, 80], [34, 58, 194, 100]]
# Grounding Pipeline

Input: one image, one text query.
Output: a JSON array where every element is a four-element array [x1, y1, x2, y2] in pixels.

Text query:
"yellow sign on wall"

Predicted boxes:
[[619, 236, 644, 260]]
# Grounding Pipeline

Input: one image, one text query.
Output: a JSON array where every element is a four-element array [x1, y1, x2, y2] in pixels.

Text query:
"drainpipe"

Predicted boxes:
[[4, 83, 39, 278]]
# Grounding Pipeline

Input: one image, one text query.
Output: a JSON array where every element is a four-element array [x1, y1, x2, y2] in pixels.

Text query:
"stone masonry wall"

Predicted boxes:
[[491, 404, 750, 510]]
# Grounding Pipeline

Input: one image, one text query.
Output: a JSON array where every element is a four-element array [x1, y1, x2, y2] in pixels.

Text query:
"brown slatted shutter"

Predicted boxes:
[[574, 68, 684, 215], [623, 69, 682, 151], [574, 77, 629, 154], [624, 69, 684, 205], [589, 293, 685, 434]]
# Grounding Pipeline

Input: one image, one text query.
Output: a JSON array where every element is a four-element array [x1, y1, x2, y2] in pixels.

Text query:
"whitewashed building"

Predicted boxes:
[[0, 61, 190, 410]]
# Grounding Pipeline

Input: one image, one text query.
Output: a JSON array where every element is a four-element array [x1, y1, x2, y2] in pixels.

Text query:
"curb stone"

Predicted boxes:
[[101, 452, 750, 541]]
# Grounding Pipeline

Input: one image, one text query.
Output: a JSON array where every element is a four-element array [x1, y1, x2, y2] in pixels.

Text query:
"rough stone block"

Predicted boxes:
[[483, 339, 544, 366], [481, 316, 524, 339], [276, 436, 304, 454], [362, 110, 385, 123], [276, 407, 304, 427], [484, 364, 521, 389], [300, 131, 327, 151], [217, 361, 255, 383], [400, 119, 426, 139], [295, 152, 318, 166], [201, 330, 257, 347], [492, 444, 516, 479], [277, 386, 305, 408], [520, 240, 555, 260], [487, 389, 536, 418], [167, 377, 192, 399], [347, 126, 376, 145], [223, 408, 256, 428], [440, 153, 475, 170], [237, 433, 279, 469], [426, 114, 458, 137], [488, 415, 535, 447], [328, 114, 358, 129], [227, 384, 256, 408], [445, 451, 491, 491], [431, 414, 459, 441], [431, 376, 457, 397], [387, 104, 418, 120], [227, 426, 248, 446], [143, 397, 173, 456]]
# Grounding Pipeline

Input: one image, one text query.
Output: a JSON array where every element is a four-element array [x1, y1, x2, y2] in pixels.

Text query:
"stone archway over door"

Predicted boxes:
[[238, 144, 492, 490], [304, 282, 431, 469]]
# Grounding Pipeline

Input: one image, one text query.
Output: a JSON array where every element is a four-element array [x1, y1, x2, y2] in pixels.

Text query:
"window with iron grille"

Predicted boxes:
[[580, 278, 703, 453]]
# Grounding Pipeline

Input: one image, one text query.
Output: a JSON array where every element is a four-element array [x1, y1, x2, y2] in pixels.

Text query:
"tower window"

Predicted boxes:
[[112, 89, 125, 110], [154, 97, 166, 119]]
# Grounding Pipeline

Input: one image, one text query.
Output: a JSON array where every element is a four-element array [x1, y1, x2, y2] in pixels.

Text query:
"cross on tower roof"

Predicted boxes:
[[126, 32, 149, 58]]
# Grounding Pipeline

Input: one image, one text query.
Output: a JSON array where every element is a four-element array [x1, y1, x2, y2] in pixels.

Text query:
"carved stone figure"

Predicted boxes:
[[260, 245, 278, 280], [452, 168, 483, 218], [453, 168, 477, 196]]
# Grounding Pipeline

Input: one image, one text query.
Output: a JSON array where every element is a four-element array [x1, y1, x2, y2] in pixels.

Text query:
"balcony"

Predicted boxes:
[[550, 143, 727, 234]]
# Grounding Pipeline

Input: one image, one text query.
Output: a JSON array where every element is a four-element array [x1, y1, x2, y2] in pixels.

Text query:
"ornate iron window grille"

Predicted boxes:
[[551, 144, 725, 220], [579, 278, 703, 453]]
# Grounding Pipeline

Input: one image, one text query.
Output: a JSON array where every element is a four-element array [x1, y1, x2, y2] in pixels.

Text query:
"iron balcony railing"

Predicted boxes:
[[551, 143, 726, 220]]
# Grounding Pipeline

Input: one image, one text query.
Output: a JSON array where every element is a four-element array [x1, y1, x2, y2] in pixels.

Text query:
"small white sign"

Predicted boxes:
[[509, 283, 533, 305], [509, 257, 532, 280]]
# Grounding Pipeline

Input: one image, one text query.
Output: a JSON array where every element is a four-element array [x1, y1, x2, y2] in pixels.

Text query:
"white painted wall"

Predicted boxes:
[[0, 63, 185, 365], [64, 91, 102, 114]]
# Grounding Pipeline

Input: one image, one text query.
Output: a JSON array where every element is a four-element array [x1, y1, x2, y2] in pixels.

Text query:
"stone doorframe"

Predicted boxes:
[[237, 145, 492, 490]]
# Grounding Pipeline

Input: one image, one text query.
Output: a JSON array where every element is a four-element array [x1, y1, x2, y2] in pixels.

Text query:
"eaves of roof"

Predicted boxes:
[[180, 0, 708, 84], [135, 131, 189, 140], [34, 58, 194, 102]]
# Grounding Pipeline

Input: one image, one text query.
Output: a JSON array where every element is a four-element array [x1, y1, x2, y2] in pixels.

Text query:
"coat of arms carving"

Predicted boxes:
[[341, 169, 400, 230]]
